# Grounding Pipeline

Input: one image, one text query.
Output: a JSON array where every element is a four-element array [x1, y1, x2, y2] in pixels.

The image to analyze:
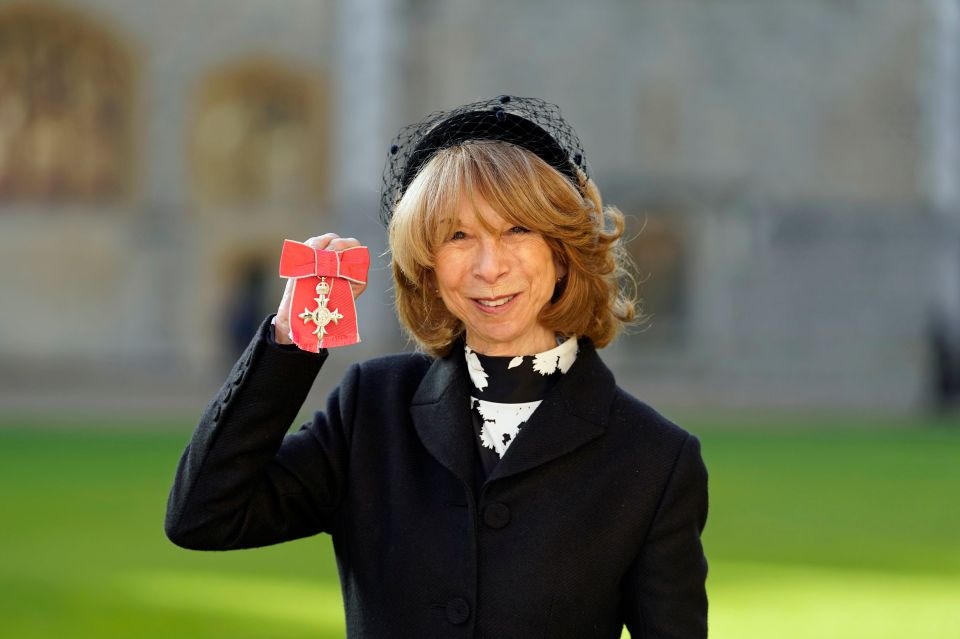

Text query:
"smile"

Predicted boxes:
[[471, 294, 517, 311]]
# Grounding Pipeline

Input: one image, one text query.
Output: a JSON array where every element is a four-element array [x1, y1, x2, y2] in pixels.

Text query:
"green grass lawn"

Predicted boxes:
[[1, 415, 958, 638]]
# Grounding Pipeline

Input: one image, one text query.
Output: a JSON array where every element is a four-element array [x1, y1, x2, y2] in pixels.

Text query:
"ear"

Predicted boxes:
[[553, 254, 568, 279], [425, 270, 441, 297], [550, 256, 568, 305]]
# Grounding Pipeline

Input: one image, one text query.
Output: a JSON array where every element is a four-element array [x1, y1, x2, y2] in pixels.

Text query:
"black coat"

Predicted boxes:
[[166, 319, 708, 638]]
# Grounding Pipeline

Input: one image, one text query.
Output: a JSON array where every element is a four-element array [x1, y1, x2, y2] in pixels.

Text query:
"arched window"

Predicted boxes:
[[191, 59, 329, 208], [0, 4, 134, 201]]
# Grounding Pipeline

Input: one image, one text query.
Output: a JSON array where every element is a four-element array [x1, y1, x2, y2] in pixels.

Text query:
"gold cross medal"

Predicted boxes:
[[298, 277, 344, 341]]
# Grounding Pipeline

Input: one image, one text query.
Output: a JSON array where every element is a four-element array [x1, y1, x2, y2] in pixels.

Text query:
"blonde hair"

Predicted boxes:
[[388, 141, 637, 357]]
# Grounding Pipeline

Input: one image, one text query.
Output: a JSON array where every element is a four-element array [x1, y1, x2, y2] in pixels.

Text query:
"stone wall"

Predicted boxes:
[[0, 0, 946, 410]]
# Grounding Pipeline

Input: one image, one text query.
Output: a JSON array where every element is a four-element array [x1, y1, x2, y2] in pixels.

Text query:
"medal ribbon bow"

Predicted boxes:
[[278, 239, 370, 352]]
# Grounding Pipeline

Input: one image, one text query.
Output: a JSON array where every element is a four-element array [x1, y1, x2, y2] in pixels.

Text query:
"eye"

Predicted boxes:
[[449, 230, 466, 241], [508, 226, 530, 235]]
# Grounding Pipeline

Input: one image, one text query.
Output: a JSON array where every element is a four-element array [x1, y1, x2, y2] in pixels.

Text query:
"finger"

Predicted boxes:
[[327, 236, 360, 252], [304, 233, 340, 251], [278, 276, 295, 307], [276, 277, 295, 319], [273, 277, 296, 345], [350, 281, 367, 299]]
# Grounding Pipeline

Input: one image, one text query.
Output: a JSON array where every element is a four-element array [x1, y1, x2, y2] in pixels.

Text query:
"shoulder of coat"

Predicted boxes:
[[610, 387, 690, 441]]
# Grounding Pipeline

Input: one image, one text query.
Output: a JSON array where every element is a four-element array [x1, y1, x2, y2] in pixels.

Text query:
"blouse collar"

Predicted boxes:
[[464, 336, 579, 403]]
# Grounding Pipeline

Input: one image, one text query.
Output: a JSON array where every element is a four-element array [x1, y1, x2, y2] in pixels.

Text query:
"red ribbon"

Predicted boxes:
[[278, 239, 370, 352]]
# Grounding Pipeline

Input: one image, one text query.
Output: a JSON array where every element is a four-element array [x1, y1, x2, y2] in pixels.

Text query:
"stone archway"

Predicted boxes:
[[0, 3, 135, 202], [190, 58, 330, 211], [219, 250, 281, 361], [187, 57, 331, 369]]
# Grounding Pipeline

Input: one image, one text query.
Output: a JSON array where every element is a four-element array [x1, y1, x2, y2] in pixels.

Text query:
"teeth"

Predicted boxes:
[[477, 296, 514, 308]]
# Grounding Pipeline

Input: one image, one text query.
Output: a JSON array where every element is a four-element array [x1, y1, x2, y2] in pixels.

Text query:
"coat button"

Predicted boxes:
[[446, 597, 471, 625], [483, 502, 510, 529]]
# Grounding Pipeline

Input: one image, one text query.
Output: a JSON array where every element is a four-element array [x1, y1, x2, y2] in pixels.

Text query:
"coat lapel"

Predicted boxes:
[[409, 349, 477, 486], [410, 339, 617, 487], [486, 339, 615, 484]]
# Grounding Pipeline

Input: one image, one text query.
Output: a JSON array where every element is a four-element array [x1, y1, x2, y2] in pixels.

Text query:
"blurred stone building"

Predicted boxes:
[[0, 0, 954, 412]]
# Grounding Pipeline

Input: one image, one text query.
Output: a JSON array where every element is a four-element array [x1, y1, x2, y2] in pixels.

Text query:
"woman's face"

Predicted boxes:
[[434, 195, 564, 356]]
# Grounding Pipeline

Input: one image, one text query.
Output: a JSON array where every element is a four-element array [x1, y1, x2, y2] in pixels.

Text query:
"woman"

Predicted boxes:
[[166, 96, 708, 638]]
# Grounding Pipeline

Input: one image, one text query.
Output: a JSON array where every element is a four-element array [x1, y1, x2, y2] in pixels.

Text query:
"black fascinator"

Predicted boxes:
[[379, 95, 589, 225]]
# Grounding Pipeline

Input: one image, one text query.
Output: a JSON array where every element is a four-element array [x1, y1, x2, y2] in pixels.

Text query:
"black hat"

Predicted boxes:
[[380, 95, 588, 225]]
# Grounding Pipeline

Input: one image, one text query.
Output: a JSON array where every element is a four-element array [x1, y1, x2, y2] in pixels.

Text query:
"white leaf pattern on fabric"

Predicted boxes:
[[556, 338, 578, 373], [532, 352, 559, 376], [531, 338, 578, 375], [474, 398, 541, 457], [464, 337, 579, 460], [464, 346, 488, 391]]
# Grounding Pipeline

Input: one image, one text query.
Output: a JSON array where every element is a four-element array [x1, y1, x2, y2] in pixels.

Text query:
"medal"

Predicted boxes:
[[298, 278, 345, 339], [278, 240, 370, 351]]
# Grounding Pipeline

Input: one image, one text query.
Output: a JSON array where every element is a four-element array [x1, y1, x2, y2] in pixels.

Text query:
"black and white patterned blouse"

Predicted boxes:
[[465, 337, 579, 476]]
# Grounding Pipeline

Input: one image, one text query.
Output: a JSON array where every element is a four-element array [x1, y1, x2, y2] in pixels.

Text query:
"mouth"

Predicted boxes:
[[471, 294, 518, 312]]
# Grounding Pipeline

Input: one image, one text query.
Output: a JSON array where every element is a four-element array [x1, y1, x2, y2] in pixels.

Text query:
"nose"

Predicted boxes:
[[473, 238, 508, 283]]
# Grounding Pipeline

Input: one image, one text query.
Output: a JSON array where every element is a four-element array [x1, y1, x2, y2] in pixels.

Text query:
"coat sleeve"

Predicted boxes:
[[164, 317, 357, 550], [622, 433, 709, 638]]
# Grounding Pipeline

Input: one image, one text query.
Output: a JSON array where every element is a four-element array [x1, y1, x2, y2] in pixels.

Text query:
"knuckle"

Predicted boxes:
[[305, 232, 338, 247]]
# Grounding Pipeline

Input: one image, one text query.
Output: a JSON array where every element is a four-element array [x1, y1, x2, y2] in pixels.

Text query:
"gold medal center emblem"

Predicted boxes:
[[298, 277, 344, 339]]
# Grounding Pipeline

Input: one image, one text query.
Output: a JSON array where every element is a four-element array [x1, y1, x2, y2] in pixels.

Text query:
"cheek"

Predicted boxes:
[[534, 244, 560, 278], [524, 250, 559, 303], [433, 252, 466, 297], [433, 250, 454, 286]]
